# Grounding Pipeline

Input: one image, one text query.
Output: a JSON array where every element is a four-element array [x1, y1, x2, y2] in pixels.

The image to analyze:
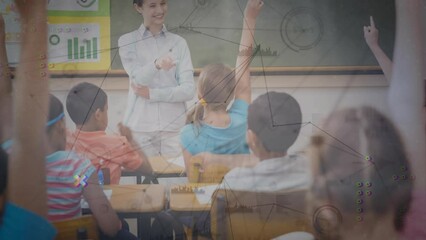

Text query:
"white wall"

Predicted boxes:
[[51, 74, 389, 153]]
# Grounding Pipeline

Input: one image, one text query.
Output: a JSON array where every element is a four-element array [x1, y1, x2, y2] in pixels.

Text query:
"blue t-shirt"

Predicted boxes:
[[0, 202, 57, 240], [180, 99, 250, 155]]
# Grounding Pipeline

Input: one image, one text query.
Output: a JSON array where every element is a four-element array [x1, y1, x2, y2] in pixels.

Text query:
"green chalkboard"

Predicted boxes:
[[110, 0, 395, 73]]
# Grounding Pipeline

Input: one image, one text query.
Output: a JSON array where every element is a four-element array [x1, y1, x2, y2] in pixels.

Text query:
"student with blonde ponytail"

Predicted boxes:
[[180, 0, 264, 172]]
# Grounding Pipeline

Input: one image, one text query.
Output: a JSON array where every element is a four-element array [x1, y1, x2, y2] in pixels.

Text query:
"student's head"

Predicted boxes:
[[0, 148, 7, 219], [133, 0, 168, 27], [47, 94, 66, 151], [247, 92, 302, 157], [308, 107, 412, 239], [66, 82, 108, 131], [187, 63, 236, 127]]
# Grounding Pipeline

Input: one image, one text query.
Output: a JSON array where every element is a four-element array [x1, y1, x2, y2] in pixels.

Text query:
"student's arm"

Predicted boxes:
[[83, 172, 121, 237], [364, 16, 393, 81], [234, 0, 263, 103], [117, 123, 153, 175], [389, 0, 425, 191], [0, 14, 11, 98], [0, 14, 12, 143], [8, 0, 49, 217], [131, 39, 195, 103]]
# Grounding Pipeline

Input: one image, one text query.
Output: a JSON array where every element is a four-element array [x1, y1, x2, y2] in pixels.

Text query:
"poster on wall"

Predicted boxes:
[[48, 0, 110, 17], [0, 0, 22, 65], [1, 0, 111, 73], [48, 17, 111, 72], [48, 0, 99, 12]]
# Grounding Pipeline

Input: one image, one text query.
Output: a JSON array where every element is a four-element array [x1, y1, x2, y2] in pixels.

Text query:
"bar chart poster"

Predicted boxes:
[[48, 0, 110, 17], [48, 17, 110, 72]]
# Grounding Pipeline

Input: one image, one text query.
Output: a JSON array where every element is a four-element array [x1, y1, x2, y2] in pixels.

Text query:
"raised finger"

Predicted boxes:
[[370, 16, 376, 29]]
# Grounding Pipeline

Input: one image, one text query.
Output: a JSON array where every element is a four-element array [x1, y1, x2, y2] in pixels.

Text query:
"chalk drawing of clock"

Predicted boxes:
[[280, 8, 324, 52]]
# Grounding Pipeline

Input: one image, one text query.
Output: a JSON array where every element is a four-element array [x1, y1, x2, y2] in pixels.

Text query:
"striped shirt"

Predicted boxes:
[[46, 151, 96, 221]]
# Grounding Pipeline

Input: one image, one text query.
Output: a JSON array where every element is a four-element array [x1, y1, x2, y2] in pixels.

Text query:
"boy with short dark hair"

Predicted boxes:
[[222, 91, 310, 192], [66, 82, 152, 184]]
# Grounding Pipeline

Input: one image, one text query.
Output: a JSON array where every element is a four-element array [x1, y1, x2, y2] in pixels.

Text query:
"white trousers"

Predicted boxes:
[[132, 130, 181, 157]]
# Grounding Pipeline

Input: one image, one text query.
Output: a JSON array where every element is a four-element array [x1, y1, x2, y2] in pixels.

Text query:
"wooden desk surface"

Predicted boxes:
[[104, 184, 165, 213], [149, 155, 186, 176], [169, 183, 217, 212]]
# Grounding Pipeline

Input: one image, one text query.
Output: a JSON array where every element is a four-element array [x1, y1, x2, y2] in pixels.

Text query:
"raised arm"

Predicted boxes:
[[389, 1, 425, 191], [0, 15, 11, 97], [0, 15, 12, 143], [117, 122, 153, 176], [9, 0, 49, 217], [234, 0, 263, 103], [364, 16, 393, 81], [83, 173, 120, 237]]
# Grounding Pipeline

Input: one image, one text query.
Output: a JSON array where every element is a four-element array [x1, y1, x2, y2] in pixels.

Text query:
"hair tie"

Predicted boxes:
[[46, 112, 65, 127], [199, 98, 207, 107]]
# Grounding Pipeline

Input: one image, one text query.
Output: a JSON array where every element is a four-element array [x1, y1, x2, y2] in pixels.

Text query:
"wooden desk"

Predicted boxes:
[[169, 183, 215, 212], [122, 156, 186, 184], [169, 183, 217, 239], [150, 155, 186, 178], [96, 184, 165, 238], [105, 184, 165, 213]]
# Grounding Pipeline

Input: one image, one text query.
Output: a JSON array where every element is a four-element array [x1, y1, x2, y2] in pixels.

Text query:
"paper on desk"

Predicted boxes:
[[194, 184, 220, 205], [167, 155, 186, 168], [81, 189, 112, 209]]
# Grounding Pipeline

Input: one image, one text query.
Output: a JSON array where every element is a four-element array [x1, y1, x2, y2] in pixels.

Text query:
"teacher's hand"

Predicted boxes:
[[155, 53, 176, 71], [131, 83, 150, 99]]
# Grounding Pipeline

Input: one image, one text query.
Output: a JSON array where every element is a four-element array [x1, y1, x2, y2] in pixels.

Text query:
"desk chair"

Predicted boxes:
[[188, 154, 260, 183], [53, 215, 99, 240], [210, 189, 312, 240], [188, 156, 230, 183]]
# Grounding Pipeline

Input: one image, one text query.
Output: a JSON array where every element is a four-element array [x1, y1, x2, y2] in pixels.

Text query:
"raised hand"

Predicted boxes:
[[117, 122, 133, 142], [15, 0, 47, 22], [364, 16, 379, 48], [244, 0, 264, 19]]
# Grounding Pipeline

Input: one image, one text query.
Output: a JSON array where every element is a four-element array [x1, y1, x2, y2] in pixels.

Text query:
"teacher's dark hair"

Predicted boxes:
[[133, 0, 143, 6]]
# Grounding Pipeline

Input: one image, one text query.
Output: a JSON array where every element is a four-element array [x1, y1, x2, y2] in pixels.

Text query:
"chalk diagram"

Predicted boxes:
[[280, 7, 324, 52], [171, 0, 222, 34]]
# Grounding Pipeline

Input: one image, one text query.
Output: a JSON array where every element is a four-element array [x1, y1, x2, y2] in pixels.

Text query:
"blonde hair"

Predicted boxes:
[[186, 64, 236, 130], [308, 106, 412, 238]]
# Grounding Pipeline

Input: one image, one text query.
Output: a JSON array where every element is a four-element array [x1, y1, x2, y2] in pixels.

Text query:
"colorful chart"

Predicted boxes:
[[48, 17, 111, 72]]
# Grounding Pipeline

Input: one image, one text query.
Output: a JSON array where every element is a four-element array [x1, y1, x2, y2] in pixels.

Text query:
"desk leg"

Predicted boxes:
[[142, 176, 159, 184]]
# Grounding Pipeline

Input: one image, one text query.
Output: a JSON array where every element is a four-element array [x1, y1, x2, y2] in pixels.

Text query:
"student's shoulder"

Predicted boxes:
[[180, 124, 200, 143], [180, 123, 196, 135]]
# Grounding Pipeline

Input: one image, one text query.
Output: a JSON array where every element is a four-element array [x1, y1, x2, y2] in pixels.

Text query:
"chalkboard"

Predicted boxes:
[[110, 0, 395, 73]]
